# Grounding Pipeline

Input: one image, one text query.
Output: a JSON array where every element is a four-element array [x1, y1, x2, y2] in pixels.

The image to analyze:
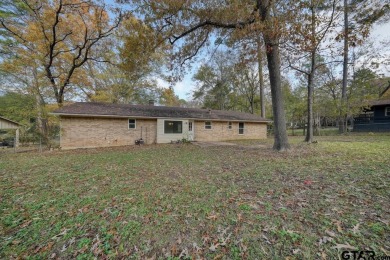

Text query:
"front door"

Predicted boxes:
[[188, 121, 194, 141]]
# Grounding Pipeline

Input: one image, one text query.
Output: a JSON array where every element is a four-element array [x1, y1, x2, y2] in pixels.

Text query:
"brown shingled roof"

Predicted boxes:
[[380, 84, 390, 97], [368, 99, 390, 106], [52, 102, 270, 122]]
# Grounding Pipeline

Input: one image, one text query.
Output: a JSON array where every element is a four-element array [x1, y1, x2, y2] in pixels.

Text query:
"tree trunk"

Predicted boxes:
[[305, 3, 318, 143], [305, 73, 314, 142], [258, 0, 290, 151], [257, 36, 266, 118], [32, 68, 48, 143], [292, 122, 295, 136], [305, 50, 316, 143], [264, 39, 290, 151], [35, 92, 48, 142], [340, 0, 348, 133]]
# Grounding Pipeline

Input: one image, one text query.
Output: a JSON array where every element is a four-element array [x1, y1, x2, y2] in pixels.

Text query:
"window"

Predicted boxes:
[[189, 122, 193, 131], [238, 122, 244, 134], [386, 107, 390, 117], [205, 121, 212, 129], [128, 119, 136, 129], [164, 120, 182, 134], [228, 122, 232, 130]]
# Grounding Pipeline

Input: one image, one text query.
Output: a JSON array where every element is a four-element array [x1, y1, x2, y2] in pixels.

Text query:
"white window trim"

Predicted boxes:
[[128, 119, 136, 129], [204, 121, 212, 130], [386, 107, 390, 117], [238, 122, 245, 135], [164, 120, 183, 134]]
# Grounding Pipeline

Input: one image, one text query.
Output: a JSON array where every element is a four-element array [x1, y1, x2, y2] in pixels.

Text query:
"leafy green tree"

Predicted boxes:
[[231, 61, 261, 114], [347, 68, 385, 116], [284, 85, 306, 135], [0, 0, 27, 57], [0, 92, 35, 125], [81, 15, 169, 105], [287, 0, 337, 143], [192, 65, 232, 110], [0, 92, 41, 143], [191, 51, 261, 113], [338, 0, 389, 133], [192, 52, 235, 110], [159, 87, 183, 106]]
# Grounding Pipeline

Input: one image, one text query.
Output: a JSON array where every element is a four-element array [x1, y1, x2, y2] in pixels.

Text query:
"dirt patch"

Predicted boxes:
[[192, 141, 268, 150], [192, 141, 238, 147]]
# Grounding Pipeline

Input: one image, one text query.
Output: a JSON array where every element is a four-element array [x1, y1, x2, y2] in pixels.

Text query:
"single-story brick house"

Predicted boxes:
[[52, 102, 270, 149]]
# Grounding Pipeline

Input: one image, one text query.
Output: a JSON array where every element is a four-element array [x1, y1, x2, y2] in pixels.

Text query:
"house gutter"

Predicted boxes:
[[50, 112, 271, 123]]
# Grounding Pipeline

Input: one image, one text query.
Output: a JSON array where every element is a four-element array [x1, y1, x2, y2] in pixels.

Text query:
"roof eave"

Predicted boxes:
[[50, 112, 271, 123], [0, 116, 21, 126]]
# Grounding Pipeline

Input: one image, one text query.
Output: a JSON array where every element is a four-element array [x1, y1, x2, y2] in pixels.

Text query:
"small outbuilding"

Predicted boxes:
[[354, 83, 390, 132], [52, 102, 270, 149], [354, 99, 390, 132], [0, 116, 20, 147]]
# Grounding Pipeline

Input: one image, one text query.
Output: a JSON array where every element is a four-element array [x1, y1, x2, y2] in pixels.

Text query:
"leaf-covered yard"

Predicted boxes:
[[0, 135, 389, 259]]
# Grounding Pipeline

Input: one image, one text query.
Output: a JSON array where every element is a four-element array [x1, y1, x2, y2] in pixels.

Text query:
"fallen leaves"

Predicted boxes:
[[261, 234, 272, 245], [332, 243, 357, 251], [351, 223, 360, 235], [178, 247, 189, 258], [209, 243, 219, 252], [1, 136, 389, 259], [90, 234, 103, 256], [318, 236, 333, 246], [319, 230, 336, 246], [380, 247, 390, 255], [206, 213, 218, 221], [51, 228, 70, 241], [192, 242, 202, 253], [332, 220, 343, 233], [292, 248, 301, 254], [20, 220, 32, 228], [325, 230, 337, 238]]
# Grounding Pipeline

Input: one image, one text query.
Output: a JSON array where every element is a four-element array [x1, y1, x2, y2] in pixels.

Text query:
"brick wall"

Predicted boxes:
[[60, 117, 157, 149], [194, 121, 267, 141], [60, 117, 268, 149]]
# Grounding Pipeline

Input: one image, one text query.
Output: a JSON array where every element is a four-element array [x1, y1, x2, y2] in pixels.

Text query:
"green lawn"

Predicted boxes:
[[286, 127, 340, 136], [1, 135, 389, 259]]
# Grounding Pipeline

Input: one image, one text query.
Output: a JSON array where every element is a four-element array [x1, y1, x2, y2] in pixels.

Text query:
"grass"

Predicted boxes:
[[286, 127, 340, 136], [0, 134, 389, 259]]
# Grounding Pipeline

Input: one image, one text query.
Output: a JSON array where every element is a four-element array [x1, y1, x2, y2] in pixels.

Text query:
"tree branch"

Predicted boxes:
[[180, 31, 209, 66], [287, 57, 309, 75], [168, 18, 256, 45]]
